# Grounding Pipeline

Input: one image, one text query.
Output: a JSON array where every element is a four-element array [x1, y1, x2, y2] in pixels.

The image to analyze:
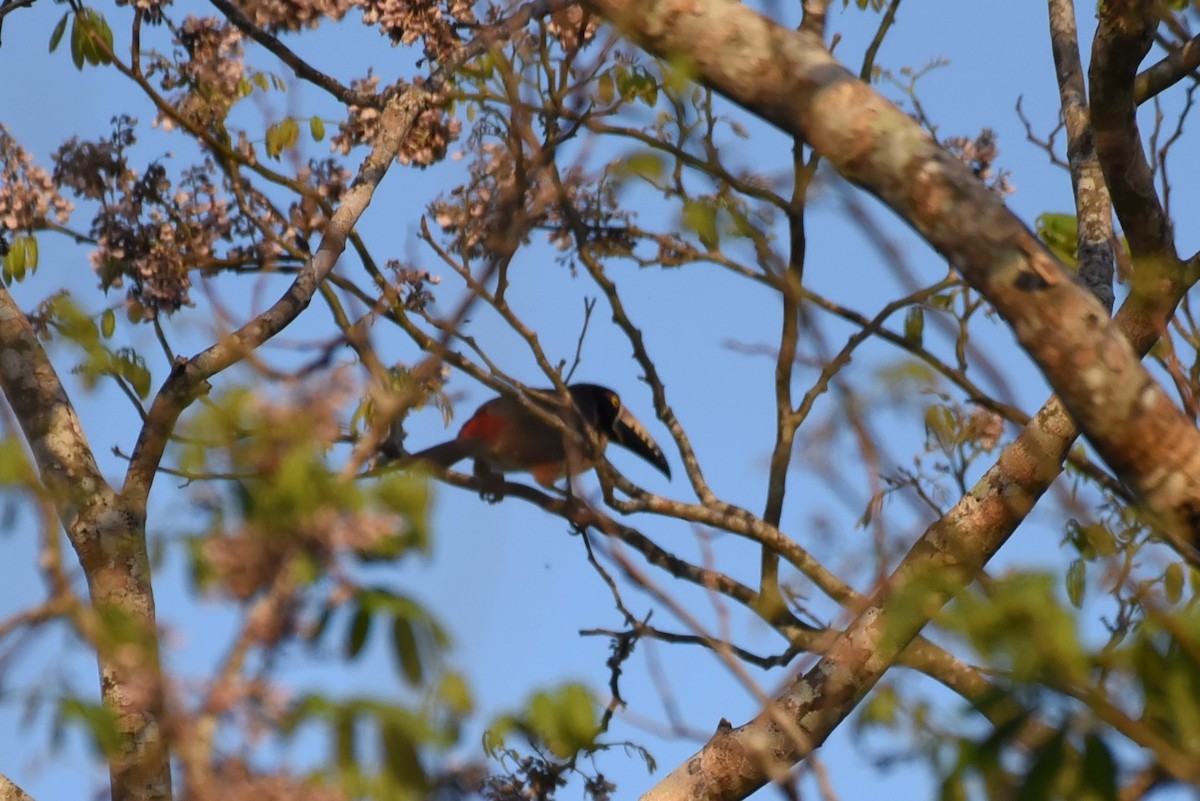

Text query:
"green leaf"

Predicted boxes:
[[70, 9, 113, 69], [1035, 212, 1078, 269], [100, 309, 116, 339], [924, 404, 957, 450], [115, 349, 152, 398], [3, 236, 26, 282], [334, 706, 357, 770], [265, 118, 300, 159], [682, 199, 719, 250], [69, 13, 85, 69], [309, 116, 325, 142], [346, 605, 372, 659], [437, 671, 473, 716], [1066, 558, 1085, 608], [391, 615, 423, 686], [1020, 729, 1065, 801], [1164, 563, 1184, 605], [527, 683, 597, 758], [91, 10, 113, 64], [21, 235, 38, 272], [939, 773, 966, 801], [49, 12, 69, 52], [858, 684, 898, 727], [0, 439, 36, 485], [597, 71, 615, 105], [380, 720, 427, 789], [616, 151, 664, 181], [59, 699, 123, 757], [1081, 734, 1118, 801], [903, 306, 924, 347]]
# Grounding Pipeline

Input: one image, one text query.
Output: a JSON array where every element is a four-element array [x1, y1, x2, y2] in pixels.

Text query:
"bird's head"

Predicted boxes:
[[569, 383, 671, 479]]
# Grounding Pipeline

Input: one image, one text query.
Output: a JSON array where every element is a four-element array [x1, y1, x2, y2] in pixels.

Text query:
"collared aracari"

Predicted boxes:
[[411, 383, 671, 488]]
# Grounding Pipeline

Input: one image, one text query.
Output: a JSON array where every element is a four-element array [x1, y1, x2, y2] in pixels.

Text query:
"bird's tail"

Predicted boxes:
[[409, 438, 475, 469]]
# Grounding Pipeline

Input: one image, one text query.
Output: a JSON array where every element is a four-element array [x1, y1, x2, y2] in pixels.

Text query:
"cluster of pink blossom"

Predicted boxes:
[[238, 0, 353, 31], [355, 0, 474, 62], [53, 119, 237, 315], [157, 16, 248, 131], [331, 76, 461, 167], [0, 125, 74, 233]]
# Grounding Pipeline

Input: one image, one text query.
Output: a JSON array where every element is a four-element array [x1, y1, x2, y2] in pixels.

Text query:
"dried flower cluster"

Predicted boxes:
[[545, 5, 599, 52], [113, 0, 169, 15], [200, 385, 406, 600], [53, 117, 235, 315], [331, 76, 461, 166], [429, 141, 526, 258], [279, 158, 352, 252], [356, 0, 475, 62], [963, 407, 1004, 452], [239, 0, 353, 31], [200, 759, 349, 801], [154, 17, 248, 131], [0, 125, 74, 233], [944, 128, 1014, 196], [388, 260, 441, 311]]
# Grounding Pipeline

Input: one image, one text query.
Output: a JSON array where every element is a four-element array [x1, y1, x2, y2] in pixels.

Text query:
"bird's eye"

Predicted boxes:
[[610, 395, 619, 408]]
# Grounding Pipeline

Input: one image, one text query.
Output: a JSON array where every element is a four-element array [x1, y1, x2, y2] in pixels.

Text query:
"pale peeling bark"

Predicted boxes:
[[583, 0, 1200, 535], [0, 774, 35, 801], [0, 285, 173, 801], [1048, 0, 1115, 311]]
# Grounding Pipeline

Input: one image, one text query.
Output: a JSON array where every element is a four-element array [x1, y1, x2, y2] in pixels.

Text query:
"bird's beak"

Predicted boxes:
[[611, 407, 671, 479]]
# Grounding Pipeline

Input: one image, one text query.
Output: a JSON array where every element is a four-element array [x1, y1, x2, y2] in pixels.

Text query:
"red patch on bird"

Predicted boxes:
[[460, 410, 503, 443]]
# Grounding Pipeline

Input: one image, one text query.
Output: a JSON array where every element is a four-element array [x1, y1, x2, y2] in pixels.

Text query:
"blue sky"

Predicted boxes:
[[2, 1, 1198, 799]]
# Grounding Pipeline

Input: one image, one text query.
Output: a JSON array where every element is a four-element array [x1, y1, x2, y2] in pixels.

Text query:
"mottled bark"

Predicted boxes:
[[0, 774, 35, 801], [0, 286, 172, 801], [1134, 33, 1200, 105], [1048, 0, 1115, 311]]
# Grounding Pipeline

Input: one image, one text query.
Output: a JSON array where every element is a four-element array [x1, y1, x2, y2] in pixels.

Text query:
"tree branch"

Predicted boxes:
[[122, 87, 432, 512], [1089, 0, 1175, 260], [0, 774, 35, 801], [1048, 0, 1115, 311], [0, 283, 173, 801], [584, 0, 1200, 538], [1134, 32, 1200, 105]]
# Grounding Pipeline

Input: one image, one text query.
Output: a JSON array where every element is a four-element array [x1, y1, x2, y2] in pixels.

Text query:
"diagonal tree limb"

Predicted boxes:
[[1134, 33, 1200, 106], [635, 272, 1192, 800], [0, 774, 35, 801], [583, 0, 1200, 537], [121, 88, 431, 513]]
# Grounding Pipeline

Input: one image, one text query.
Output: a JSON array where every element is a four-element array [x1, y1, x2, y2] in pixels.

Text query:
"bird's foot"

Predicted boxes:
[[474, 463, 506, 503]]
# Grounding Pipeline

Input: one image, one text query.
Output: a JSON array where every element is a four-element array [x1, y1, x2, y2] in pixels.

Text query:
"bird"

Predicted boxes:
[[409, 383, 670, 491]]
